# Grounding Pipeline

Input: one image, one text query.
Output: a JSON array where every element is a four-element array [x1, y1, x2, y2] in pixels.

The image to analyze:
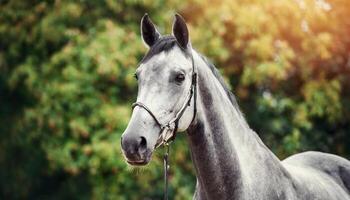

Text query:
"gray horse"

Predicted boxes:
[[121, 14, 350, 200]]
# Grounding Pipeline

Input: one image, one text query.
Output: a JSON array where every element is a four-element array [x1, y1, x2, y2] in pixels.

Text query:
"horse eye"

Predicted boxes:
[[134, 73, 138, 80], [175, 73, 185, 82]]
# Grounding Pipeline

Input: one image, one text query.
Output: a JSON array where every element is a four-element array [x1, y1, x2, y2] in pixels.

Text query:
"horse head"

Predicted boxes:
[[121, 14, 196, 166]]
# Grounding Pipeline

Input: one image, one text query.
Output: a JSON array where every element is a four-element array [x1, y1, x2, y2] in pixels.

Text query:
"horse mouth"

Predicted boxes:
[[126, 159, 149, 166], [121, 147, 153, 166]]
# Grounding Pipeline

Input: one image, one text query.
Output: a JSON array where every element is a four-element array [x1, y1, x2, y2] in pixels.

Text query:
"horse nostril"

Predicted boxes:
[[139, 136, 147, 150], [121, 136, 130, 152], [121, 134, 147, 157]]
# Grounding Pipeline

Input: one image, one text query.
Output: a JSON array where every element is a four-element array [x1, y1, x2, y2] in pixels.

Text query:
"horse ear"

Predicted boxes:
[[141, 13, 161, 48], [172, 13, 190, 49]]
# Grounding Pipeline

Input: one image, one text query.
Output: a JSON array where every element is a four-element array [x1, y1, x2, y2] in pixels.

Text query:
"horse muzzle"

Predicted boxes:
[[121, 134, 153, 166]]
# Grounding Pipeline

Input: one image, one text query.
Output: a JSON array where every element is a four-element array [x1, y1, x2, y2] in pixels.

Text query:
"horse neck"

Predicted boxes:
[[187, 52, 289, 199]]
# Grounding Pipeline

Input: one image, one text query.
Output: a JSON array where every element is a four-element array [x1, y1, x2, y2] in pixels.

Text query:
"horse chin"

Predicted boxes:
[[125, 150, 153, 166], [126, 159, 150, 166]]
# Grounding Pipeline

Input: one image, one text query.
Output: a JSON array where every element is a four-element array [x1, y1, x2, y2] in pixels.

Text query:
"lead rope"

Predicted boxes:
[[164, 143, 170, 200]]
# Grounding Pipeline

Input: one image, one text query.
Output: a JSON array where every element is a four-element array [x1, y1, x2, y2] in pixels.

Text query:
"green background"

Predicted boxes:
[[1, 0, 349, 199]]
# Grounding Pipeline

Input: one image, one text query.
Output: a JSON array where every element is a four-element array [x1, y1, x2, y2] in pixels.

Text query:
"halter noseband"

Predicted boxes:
[[132, 52, 197, 148]]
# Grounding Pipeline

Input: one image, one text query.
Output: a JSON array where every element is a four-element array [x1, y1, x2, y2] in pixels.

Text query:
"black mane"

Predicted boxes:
[[198, 54, 241, 110]]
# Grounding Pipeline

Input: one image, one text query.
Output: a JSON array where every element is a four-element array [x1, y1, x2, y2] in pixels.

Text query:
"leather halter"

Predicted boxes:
[[132, 52, 197, 148]]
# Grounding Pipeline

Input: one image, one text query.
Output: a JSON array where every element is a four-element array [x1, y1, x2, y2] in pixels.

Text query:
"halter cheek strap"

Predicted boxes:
[[132, 53, 197, 148]]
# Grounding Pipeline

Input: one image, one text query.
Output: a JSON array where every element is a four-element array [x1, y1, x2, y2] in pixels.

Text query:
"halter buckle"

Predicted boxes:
[[155, 123, 176, 148]]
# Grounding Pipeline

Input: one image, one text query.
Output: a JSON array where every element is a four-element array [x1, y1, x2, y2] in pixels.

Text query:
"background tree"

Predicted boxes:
[[0, 0, 349, 199]]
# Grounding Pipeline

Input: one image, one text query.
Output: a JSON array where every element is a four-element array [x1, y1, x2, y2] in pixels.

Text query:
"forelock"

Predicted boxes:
[[141, 35, 189, 63]]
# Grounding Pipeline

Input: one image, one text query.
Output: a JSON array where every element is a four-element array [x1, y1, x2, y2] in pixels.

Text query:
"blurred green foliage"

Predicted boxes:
[[0, 0, 349, 199]]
